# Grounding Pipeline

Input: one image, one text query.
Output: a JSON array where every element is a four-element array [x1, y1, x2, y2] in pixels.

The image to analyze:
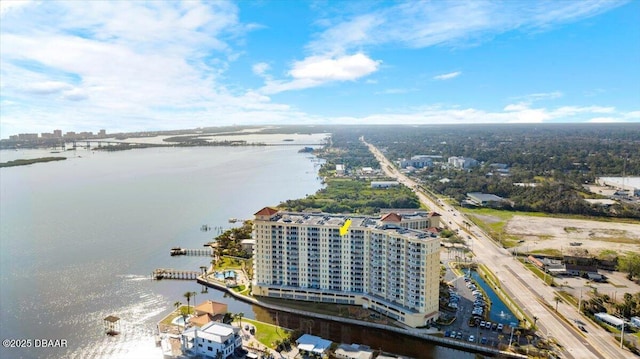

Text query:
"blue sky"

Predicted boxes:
[[1, 0, 638, 137]]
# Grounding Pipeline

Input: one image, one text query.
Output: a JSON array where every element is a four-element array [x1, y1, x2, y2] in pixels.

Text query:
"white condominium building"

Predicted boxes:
[[252, 207, 441, 327]]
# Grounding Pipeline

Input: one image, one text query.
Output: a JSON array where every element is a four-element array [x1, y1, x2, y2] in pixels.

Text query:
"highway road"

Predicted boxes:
[[362, 138, 630, 359]]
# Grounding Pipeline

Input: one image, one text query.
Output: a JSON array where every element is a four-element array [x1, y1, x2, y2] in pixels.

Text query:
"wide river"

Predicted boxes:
[[0, 138, 474, 359]]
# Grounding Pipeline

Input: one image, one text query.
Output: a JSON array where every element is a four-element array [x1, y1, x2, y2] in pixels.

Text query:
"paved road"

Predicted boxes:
[[362, 138, 630, 359]]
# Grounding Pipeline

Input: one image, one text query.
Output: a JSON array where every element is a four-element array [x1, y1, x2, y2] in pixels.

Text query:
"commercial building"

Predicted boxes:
[[465, 192, 506, 207], [252, 207, 441, 327], [594, 312, 624, 329], [370, 181, 400, 188], [399, 155, 443, 169], [448, 156, 478, 169], [596, 177, 640, 197]]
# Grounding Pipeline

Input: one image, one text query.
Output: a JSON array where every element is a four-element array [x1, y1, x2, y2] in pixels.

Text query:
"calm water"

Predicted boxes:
[[0, 143, 475, 359], [0, 145, 324, 359], [470, 271, 517, 325]]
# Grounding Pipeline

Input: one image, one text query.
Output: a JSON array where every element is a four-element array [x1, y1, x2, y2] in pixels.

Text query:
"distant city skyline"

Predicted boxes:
[[1, 0, 638, 137]]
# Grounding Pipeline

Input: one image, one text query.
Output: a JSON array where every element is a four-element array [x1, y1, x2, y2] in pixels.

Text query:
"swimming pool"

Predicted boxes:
[[171, 315, 189, 327], [214, 270, 237, 280]]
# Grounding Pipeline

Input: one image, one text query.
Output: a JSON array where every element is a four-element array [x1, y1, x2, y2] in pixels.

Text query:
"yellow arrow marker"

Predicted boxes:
[[339, 219, 352, 236]]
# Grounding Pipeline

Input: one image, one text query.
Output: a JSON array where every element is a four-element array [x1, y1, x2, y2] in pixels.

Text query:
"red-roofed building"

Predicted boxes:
[[189, 300, 228, 328], [380, 212, 402, 223], [379, 211, 441, 229], [254, 207, 279, 220]]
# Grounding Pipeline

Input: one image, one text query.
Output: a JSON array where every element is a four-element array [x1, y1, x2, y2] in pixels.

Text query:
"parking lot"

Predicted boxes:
[[441, 253, 518, 348]]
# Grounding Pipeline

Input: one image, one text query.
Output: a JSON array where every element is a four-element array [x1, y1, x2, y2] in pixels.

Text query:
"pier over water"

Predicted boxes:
[[152, 268, 200, 280]]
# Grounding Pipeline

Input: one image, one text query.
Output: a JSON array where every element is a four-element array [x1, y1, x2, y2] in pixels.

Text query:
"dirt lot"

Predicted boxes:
[[504, 215, 640, 256]]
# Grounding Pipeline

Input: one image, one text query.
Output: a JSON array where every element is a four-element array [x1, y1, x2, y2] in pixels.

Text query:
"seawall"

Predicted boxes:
[[196, 275, 527, 359]]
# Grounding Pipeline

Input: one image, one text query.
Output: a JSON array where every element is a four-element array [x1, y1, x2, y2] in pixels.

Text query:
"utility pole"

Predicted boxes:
[[578, 288, 582, 312], [508, 325, 515, 349]]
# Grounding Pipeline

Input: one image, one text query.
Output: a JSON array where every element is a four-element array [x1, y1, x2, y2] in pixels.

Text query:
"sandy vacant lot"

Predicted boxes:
[[504, 215, 640, 255]]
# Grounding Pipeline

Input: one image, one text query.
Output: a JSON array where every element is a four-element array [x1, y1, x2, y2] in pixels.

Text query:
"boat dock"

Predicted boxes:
[[152, 268, 200, 280], [170, 247, 213, 256]]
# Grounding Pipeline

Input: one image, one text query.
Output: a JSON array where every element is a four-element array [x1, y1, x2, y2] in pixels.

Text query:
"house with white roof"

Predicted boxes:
[[181, 321, 242, 359], [296, 334, 332, 357]]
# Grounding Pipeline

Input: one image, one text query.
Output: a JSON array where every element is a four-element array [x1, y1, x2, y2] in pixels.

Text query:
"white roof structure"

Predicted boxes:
[[335, 343, 374, 359], [595, 312, 624, 327], [297, 334, 332, 354], [181, 321, 236, 342]]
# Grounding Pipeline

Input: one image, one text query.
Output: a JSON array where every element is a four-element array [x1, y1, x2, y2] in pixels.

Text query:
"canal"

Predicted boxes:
[[251, 305, 484, 359]]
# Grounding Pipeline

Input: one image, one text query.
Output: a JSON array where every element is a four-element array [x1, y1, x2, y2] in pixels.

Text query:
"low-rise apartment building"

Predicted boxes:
[[252, 207, 441, 327]]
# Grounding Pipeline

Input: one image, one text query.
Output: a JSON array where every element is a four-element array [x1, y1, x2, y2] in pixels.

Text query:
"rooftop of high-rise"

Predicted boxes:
[[258, 210, 439, 242]]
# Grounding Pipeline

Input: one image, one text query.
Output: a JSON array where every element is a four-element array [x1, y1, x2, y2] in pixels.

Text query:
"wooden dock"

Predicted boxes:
[[170, 247, 213, 256], [152, 268, 200, 280]]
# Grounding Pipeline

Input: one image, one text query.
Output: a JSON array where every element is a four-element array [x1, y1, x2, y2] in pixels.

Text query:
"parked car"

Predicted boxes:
[[456, 332, 463, 339], [485, 321, 492, 329], [480, 321, 486, 328], [497, 323, 504, 331], [481, 337, 488, 344], [468, 335, 475, 342], [491, 322, 498, 331]]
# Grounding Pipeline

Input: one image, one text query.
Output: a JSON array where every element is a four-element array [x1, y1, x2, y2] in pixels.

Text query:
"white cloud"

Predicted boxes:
[[344, 103, 633, 125], [433, 71, 461, 80], [289, 53, 380, 81], [62, 88, 89, 101], [252, 62, 270, 76], [306, 1, 626, 54], [23, 81, 73, 94], [504, 103, 530, 112], [514, 91, 564, 102], [624, 111, 640, 119], [266, 1, 624, 93], [261, 53, 380, 94], [375, 88, 415, 95], [0, 1, 291, 136], [0, 0, 31, 17]]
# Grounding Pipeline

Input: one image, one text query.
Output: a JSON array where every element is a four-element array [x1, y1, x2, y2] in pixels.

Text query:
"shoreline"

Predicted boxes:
[[196, 274, 527, 359]]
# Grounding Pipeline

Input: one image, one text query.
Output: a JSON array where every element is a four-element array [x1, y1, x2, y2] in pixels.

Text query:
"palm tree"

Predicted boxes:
[[554, 295, 562, 311], [174, 301, 182, 312], [236, 312, 244, 327], [533, 316, 538, 328], [515, 330, 522, 345], [191, 291, 197, 308], [184, 291, 193, 312]]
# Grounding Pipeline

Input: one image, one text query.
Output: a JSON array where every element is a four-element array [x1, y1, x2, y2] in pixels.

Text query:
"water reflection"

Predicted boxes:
[[470, 271, 517, 325], [252, 305, 476, 359]]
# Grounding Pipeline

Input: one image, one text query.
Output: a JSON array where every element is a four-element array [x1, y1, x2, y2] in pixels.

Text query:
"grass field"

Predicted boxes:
[[236, 318, 291, 349]]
